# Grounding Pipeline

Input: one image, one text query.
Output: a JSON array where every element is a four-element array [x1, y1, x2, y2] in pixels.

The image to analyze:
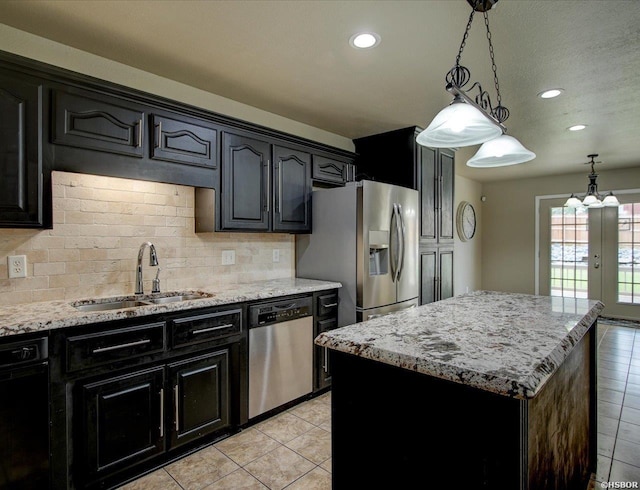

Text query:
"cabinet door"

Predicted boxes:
[[419, 146, 437, 242], [150, 114, 217, 168], [272, 145, 312, 233], [220, 132, 270, 231], [81, 366, 164, 477], [312, 155, 347, 185], [420, 250, 437, 305], [315, 317, 337, 391], [439, 149, 455, 242], [439, 248, 454, 300], [0, 72, 44, 227], [52, 89, 145, 158], [168, 350, 229, 449]]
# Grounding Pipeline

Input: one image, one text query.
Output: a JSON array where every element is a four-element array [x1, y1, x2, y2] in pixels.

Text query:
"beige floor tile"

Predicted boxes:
[[285, 427, 331, 465], [195, 446, 240, 477], [117, 469, 180, 490], [244, 446, 315, 490], [318, 420, 331, 433], [255, 411, 316, 444], [288, 400, 330, 426], [165, 451, 231, 490], [285, 467, 332, 490], [320, 458, 331, 473], [204, 468, 268, 490], [215, 428, 281, 466]]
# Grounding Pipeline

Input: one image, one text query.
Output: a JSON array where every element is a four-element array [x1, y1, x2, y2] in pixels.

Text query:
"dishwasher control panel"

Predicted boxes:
[[249, 297, 313, 327]]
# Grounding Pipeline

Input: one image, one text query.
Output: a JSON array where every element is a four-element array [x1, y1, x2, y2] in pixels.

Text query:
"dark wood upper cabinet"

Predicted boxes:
[[420, 145, 455, 244], [439, 149, 455, 242], [312, 155, 348, 185], [273, 145, 311, 233], [52, 89, 145, 158], [150, 114, 218, 168], [0, 71, 46, 227], [220, 132, 270, 231]]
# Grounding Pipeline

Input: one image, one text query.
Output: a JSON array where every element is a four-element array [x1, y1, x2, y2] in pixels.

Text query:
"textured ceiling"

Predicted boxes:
[[1, 0, 639, 182]]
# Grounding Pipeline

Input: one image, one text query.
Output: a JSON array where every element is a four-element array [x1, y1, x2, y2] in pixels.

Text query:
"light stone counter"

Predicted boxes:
[[315, 290, 604, 399], [0, 277, 340, 337]]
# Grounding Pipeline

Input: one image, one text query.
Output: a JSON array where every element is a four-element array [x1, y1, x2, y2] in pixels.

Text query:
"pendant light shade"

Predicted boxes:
[[602, 192, 620, 207], [466, 134, 536, 167], [563, 154, 620, 208], [416, 98, 502, 148]]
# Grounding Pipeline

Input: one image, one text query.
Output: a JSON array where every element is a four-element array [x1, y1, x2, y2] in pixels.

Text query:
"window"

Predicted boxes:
[[550, 207, 589, 298], [618, 203, 640, 304]]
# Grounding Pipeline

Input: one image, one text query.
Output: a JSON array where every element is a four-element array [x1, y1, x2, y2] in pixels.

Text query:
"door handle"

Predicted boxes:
[[594, 262, 600, 269], [396, 203, 406, 280], [159, 388, 164, 437], [392, 203, 402, 282]]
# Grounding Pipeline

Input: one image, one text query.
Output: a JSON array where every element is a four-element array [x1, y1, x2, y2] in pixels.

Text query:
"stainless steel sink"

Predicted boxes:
[[72, 300, 152, 312], [146, 294, 208, 304], [71, 291, 212, 311]]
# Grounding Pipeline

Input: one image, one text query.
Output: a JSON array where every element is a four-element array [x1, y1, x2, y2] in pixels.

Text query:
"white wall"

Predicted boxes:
[[454, 175, 483, 295]]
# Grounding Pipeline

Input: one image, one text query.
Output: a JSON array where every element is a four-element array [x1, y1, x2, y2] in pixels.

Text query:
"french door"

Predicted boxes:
[[539, 193, 640, 320]]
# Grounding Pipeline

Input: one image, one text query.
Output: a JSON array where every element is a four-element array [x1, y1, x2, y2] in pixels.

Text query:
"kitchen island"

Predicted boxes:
[[315, 290, 604, 490]]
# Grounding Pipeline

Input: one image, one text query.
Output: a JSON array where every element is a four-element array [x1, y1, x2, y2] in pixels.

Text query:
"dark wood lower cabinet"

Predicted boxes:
[[420, 247, 453, 304], [168, 350, 229, 449], [81, 367, 165, 478]]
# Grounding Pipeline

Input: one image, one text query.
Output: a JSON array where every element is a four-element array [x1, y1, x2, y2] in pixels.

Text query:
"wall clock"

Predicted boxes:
[[456, 201, 476, 242]]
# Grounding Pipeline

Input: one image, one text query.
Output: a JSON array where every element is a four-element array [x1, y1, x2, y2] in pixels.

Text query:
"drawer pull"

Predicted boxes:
[[92, 338, 151, 354], [159, 388, 164, 438], [192, 323, 234, 335], [323, 302, 338, 308]]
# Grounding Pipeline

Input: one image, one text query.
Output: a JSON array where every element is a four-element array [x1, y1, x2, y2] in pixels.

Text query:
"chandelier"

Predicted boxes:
[[416, 0, 535, 168], [564, 154, 620, 208]]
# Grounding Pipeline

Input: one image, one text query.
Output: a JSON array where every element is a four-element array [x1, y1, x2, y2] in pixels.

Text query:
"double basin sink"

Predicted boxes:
[[71, 291, 213, 312]]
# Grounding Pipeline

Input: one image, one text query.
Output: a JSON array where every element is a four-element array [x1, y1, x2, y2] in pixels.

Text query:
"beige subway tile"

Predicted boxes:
[[52, 171, 74, 186], [131, 180, 158, 193], [107, 201, 135, 215], [166, 216, 188, 228], [144, 193, 168, 205], [144, 215, 166, 227], [64, 236, 121, 249], [80, 200, 107, 213], [26, 249, 49, 263], [131, 203, 158, 215], [95, 189, 145, 204], [32, 288, 65, 303], [94, 213, 145, 226], [13, 276, 48, 291], [64, 286, 97, 301], [154, 227, 181, 237], [55, 198, 81, 211], [34, 262, 65, 276], [0, 290, 32, 306], [78, 249, 109, 261], [176, 206, 194, 218], [64, 211, 95, 225], [65, 186, 94, 200], [52, 209, 65, 224], [51, 183, 65, 198], [157, 206, 177, 217], [49, 274, 79, 289], [28, 235, 65, 250]]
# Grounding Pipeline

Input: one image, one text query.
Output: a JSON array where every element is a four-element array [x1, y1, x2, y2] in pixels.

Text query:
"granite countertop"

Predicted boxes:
[[315, 290, 604, 399], [0, 277, 341, 337]]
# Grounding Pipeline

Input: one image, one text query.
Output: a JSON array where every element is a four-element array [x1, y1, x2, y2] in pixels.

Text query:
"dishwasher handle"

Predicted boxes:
[[249, 296, 313, 328]]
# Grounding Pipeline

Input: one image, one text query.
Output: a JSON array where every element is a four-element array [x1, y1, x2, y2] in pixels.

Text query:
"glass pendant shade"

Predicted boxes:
[[466, 135, 536, 167], [564, 194, 582, 208], [582, 194, 600, 207], [602, 192, 620, 207], [416, 99, 502, 148]]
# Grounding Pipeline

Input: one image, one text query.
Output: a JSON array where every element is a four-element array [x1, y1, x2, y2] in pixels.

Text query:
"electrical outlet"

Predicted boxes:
[[221, 250, 235, 265], [8, 255, 27, 278], [272, 249, 280, 263]]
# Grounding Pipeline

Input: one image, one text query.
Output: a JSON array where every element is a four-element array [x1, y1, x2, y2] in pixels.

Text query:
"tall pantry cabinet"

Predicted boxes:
[[353, 126, 454, 305]]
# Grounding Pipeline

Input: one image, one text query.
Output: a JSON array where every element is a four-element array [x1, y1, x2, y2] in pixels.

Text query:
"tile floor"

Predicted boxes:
[[120, 321, 640, 490]]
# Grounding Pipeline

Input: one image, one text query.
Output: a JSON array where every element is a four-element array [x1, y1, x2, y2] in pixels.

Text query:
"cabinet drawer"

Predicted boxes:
[[312, 155, 347, 184], [317, 317, 337, 333], [317, 293, 339, 317], [66, 322, 165, 373], [171, 309, 241, 348]]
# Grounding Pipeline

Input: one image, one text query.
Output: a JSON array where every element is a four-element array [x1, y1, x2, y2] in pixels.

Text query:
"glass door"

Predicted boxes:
[[539, 193, 640, 321]]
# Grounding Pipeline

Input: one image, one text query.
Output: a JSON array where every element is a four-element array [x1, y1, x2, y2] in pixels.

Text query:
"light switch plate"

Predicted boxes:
[[221, 250, 235, 265], [8, 255, 27, 278], [273, 249, 280, 263]]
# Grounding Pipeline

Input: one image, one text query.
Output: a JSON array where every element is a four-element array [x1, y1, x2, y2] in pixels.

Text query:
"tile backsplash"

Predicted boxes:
[[0, 171, 294, 306]]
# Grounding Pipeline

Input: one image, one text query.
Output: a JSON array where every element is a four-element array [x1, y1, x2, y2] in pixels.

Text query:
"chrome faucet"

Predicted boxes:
[[135, 241, 159, 295]]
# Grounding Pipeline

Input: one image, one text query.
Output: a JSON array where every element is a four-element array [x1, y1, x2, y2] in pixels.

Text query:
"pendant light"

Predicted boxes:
[[417, 0, 535, 168], [564, 154, 620, 208]]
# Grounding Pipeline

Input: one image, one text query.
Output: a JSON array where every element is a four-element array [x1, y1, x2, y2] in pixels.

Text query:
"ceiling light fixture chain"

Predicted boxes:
[[417, 0, 535, 168]]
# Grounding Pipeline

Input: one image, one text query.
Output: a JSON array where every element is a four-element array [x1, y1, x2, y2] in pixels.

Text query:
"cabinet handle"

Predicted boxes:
[[277, 161, 282, 214], [156, 121, 162, 149], [265, 160, 270, 213], [174, 384, 180, 432], [92, 338, 151, 354], [323, 347, 328, 373], [323, 303, 338, 308], [192, 323, 234, 335], [137, 119, 143, 148], [159, 388, 164, 438]]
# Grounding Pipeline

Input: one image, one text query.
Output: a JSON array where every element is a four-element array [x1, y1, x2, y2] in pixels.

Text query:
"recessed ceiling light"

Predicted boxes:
[[538, 88, 564, 99], [349, 32, 380, 49], [568, 124, 587, 131]]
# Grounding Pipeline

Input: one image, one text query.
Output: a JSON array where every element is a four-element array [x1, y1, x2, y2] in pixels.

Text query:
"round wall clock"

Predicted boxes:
[[456, 201, 476, 242]]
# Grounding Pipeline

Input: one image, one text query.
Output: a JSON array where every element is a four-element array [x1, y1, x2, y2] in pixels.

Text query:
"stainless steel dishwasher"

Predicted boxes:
[[248, 296, 313, 419]]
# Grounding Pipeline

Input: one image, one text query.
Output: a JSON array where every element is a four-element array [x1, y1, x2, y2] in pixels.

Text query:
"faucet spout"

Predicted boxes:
[[136, 241, 159, 295]]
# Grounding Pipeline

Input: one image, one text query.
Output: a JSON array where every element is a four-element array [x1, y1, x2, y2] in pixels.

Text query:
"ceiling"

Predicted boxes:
[[1, 0, 639, 182]]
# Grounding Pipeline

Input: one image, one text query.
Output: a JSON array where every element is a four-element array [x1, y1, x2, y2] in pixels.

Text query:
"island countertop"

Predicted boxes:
[[315, 290, 604, 399], [0, 277, 341, 338]]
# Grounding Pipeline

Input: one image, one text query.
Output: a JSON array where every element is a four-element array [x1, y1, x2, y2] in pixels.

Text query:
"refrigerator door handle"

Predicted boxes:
[[396, 203, 406, 280], [392, 203, 402, 283], [389, 203, 397, 281]]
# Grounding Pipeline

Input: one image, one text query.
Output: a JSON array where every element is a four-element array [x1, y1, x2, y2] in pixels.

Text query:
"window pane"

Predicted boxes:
[[618, 203, 640, 304], [550, 207, 588, 298]]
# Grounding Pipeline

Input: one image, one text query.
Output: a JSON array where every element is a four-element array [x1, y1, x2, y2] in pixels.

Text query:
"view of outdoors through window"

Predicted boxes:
[[618, 203, 640, 304], [550, 207, 589, 298]]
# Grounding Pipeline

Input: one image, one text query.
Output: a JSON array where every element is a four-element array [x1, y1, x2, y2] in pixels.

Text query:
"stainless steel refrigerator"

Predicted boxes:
[[296, 180, 419, 327]]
